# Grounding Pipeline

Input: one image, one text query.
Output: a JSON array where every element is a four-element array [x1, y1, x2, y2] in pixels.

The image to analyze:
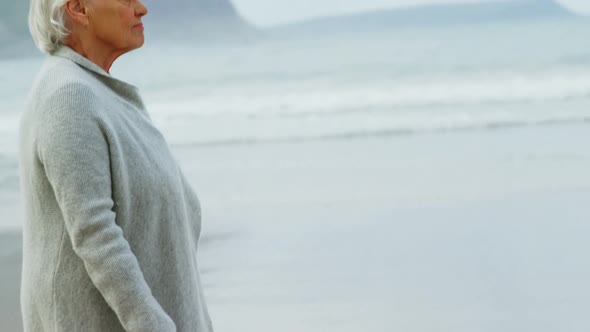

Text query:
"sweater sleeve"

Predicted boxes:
[[35, 83, 177, 332]]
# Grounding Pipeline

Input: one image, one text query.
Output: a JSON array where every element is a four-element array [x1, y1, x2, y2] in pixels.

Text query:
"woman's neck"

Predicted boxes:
[[66, 37, 123, 74]]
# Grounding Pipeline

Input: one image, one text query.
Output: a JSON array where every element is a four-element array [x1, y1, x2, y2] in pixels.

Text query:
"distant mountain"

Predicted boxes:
[[143, 0, 240, 18], [0, 1, 29, 37], [0, 0, 258, 50], [0, 2, 34, 57], [270, 0, 576, 35], [141, 0, 259, 42], [0, 22, 10, 40]]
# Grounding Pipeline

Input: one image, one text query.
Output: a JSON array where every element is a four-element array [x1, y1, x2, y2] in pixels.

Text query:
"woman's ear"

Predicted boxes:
[[64, 0, 89, 27]]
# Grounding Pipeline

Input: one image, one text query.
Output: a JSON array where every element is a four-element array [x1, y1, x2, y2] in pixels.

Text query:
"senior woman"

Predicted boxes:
[[19, 0, 214, 331]]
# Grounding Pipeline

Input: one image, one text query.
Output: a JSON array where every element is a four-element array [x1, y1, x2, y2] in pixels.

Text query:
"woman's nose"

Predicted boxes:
[[135, 0, 148, 16]]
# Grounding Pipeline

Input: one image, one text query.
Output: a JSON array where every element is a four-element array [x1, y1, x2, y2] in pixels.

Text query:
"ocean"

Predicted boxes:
[[3, 19, 590, 229], [5, 19, 590, 151], [2, 17, 590, 331], [2, 20, 590, 152]]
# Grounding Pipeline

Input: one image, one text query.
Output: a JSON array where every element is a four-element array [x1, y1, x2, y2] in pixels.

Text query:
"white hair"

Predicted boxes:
[[29, 0, 70, 54]]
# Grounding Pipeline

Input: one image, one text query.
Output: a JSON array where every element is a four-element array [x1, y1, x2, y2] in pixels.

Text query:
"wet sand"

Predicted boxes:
[[2, 123, 590, 331], [0, 231, 22, 331]]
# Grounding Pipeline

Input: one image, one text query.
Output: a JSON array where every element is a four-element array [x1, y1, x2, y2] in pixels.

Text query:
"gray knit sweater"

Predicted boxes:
[[18, 46, 214, 332]]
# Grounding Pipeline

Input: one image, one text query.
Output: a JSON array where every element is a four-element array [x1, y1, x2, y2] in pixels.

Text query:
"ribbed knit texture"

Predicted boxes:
[[18, 46, 214, 332]]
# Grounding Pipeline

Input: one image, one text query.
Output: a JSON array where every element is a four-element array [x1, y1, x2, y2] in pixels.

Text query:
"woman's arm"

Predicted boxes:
[[36, 83, 176, 332]]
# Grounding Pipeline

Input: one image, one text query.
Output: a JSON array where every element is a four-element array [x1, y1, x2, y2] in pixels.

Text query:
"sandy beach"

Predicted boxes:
[[2, 2, 590, 330], [2, 123, 589, 331], [0, 231, 22, 331], [176, 123, 590, 331]]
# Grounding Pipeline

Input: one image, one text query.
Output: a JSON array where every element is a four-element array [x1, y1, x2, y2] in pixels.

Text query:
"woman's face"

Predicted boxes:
[[85, 0, 148, 53]]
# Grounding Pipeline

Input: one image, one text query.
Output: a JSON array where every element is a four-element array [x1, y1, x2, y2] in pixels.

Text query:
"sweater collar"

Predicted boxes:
[[51, 45, 141, 92], [51, 46, 146, 110], [52, 46, 112, 78]]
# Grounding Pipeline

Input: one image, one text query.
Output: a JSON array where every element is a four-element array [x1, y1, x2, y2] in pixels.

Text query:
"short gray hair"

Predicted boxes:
[[29, 0, 70, 54]]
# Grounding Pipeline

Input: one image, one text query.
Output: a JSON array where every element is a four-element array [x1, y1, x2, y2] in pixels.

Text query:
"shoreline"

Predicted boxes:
[[2, 123, 590, 331], [0, 232, 22, 332], [4, 187, 590, 331]]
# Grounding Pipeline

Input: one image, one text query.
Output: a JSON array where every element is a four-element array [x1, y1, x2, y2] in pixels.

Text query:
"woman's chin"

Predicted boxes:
[[136, 38, 145, 49], [128, 37, 146, 52]]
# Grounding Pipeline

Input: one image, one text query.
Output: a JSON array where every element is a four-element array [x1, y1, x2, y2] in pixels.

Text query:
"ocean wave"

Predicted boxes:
[[147, 66, 590, 119], [168, 115, 590, 148], [0, 154, 19, 191], [554, 53, 590, 66]]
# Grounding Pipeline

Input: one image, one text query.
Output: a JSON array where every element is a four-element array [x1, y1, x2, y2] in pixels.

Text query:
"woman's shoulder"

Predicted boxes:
[[32, 56, 99, 101], [20, 57, 111, 145], [26, 56, 106, 120]]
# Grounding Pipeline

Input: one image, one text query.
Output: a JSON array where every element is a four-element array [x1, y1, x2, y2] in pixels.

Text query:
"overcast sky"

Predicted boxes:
[[232, 0, 590, 26]]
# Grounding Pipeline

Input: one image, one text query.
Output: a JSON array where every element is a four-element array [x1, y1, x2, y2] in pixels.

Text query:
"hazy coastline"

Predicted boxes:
[[1, 0, 590, 330], [3, 124, 590, 330]]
